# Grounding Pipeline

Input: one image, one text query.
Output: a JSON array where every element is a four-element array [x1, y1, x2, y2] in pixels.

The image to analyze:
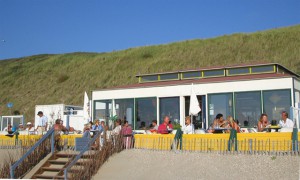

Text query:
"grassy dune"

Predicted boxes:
[[0, 25, 299, 121]]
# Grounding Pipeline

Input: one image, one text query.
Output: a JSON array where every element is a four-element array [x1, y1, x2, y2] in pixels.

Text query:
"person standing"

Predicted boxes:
[[121, 120, 133, 149], [37, 111, 48, 134], [278, 111, 294, 128]]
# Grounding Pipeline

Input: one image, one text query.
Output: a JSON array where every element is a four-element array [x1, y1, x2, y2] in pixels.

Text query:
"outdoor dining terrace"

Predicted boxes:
[[133, 131, 300, 154], [1, 130, 299, 154]]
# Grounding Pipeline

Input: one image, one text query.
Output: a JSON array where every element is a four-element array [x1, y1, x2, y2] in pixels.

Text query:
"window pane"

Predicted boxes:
[[203, 70, 224, 77], [263, 90, 291, 121], [182, 71, 201, 79], [94, 100, 112, 126], [159, 97, 180, 125], [228, 68, 250, 75], [252, 65, 274, 73], [115, 99, 134, 126], [142, 75, 158, 82], [208, 93, 233, 126], [160, 73, 178, 80], [135, 97, 157, 130], [235, 92, 261, 127]]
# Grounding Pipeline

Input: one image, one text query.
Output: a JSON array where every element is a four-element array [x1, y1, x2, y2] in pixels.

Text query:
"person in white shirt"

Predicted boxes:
[[182, 116, 194, 134], [37, 111, 48, 134], [25, 122, 35, 131], [112, 119, 122, 135], [278, 111, 294, 128]]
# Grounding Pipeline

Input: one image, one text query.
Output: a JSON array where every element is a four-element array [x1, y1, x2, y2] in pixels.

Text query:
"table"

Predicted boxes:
[[264, 126, 281, 132], [213, 128, 229, 133]]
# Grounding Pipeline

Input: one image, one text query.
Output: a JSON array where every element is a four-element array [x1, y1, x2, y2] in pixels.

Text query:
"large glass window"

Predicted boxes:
[[159, 97, 180, 125], [263, 89, 291, 121], [235, 92, 261, 127], [94, 100, 112, 125], [135, 97, 157, 130], [208, 93, 233, 126], [115, 99, 134, 126]]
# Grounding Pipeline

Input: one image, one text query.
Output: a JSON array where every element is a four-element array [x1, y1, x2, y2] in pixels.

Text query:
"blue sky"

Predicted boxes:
[[0, 0, 299, 60]]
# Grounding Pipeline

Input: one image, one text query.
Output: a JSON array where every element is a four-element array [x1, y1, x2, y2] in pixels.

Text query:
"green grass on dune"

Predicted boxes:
[[0, 25, 299, 121]]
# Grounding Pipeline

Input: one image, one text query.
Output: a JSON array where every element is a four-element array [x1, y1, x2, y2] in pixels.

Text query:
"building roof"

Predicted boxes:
[[92, 63, 299, 92], [96, 73, 294, 91]]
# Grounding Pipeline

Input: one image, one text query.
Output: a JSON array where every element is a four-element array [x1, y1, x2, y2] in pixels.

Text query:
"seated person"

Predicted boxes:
[[257, 113, 270, 132], [226, 116, 240, 133], [182, 116, 194, 134], [3, 123, 12, 132], [149, 120, 158, 133], [25, 122, 35, 132], [18, 123, 24, 131], [158, 116, 172, 134], [92, 120, 103, 132], [278, 111, 294, 128], [139, 121, 147, 130], [207, 113, 227, 133], [112, 119, 122, 135]]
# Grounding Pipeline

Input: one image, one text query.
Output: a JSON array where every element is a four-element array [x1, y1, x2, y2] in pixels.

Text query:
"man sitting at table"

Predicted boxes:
[[278, 111, 294, 128], [207, 113, 227, 133], [158, 116, 172, 134]]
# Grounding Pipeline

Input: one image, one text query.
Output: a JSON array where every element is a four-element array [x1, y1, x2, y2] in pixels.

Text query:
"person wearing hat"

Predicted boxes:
[[37, 111, 48, 133], [25, 122, 35, 132]]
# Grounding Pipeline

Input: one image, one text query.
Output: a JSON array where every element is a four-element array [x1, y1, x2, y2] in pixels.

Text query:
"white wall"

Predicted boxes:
[[93, 78, 294, 100], [92, 77, 294, 127]]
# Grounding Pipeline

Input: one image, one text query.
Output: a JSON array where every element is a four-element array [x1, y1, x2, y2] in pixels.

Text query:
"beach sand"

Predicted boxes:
[[94, 149, 300, 180], [0, 149, 23, 166]]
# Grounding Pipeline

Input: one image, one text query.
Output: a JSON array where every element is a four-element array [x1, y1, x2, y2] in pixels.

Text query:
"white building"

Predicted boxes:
[[91, 63, 300, 130]]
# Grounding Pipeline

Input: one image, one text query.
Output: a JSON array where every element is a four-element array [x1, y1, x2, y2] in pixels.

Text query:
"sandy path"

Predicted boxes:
[[0, 149, 23, 166], [94, 150, 300, 180]]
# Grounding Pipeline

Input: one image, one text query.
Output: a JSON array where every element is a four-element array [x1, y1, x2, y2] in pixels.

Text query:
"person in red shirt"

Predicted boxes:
[[158, 116, 173, 134]]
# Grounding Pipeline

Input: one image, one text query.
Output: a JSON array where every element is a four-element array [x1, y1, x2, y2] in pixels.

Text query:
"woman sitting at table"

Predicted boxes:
[[182, 116, 194, 134], [257, 113, 270, 132], [226, 116, 240, 133]]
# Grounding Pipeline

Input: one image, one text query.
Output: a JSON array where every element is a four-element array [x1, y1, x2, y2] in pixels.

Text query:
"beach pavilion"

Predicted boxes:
[[91, 63, 300, 130]]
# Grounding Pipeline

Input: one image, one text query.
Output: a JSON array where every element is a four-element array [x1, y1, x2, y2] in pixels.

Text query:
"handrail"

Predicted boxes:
[[10, 128, 55, 179], [64, 130, 102, 180]]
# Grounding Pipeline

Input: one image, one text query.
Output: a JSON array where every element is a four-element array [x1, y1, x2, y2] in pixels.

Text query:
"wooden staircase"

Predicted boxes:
[[30, 150, 96, 179]]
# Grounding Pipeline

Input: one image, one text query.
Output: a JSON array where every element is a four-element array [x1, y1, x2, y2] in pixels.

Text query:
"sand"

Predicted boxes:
[[94, 149, 300, 180], [0, 149, 23, 166]]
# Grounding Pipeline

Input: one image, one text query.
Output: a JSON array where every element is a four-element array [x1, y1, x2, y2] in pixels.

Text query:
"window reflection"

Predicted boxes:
[[208, 93, 233, 126], [263, 90, 291, 121], [159, 97, 180, 125], [94, 100, 112, 125], [115, 99, 134, 126], [135, 97, 157, 130], [235, 92, 261, 127]]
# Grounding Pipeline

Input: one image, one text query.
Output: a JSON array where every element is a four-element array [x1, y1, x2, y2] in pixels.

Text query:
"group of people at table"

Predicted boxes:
[[146, 110, 295, 135]]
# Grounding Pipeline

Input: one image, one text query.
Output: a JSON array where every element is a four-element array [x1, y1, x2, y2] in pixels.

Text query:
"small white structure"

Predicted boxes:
[[35, 104, 84, 132]]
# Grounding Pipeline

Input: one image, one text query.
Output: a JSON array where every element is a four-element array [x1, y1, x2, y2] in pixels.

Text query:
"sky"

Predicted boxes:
[[0, 0, 299, 60]]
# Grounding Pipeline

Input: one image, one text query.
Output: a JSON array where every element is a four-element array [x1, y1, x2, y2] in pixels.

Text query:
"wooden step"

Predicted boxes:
[[34, 174, 64, 179], [41, 164, 65, 171]]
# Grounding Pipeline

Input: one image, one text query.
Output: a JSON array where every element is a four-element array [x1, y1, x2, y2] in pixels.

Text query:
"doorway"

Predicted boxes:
[[184, 95, 206, 129]]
